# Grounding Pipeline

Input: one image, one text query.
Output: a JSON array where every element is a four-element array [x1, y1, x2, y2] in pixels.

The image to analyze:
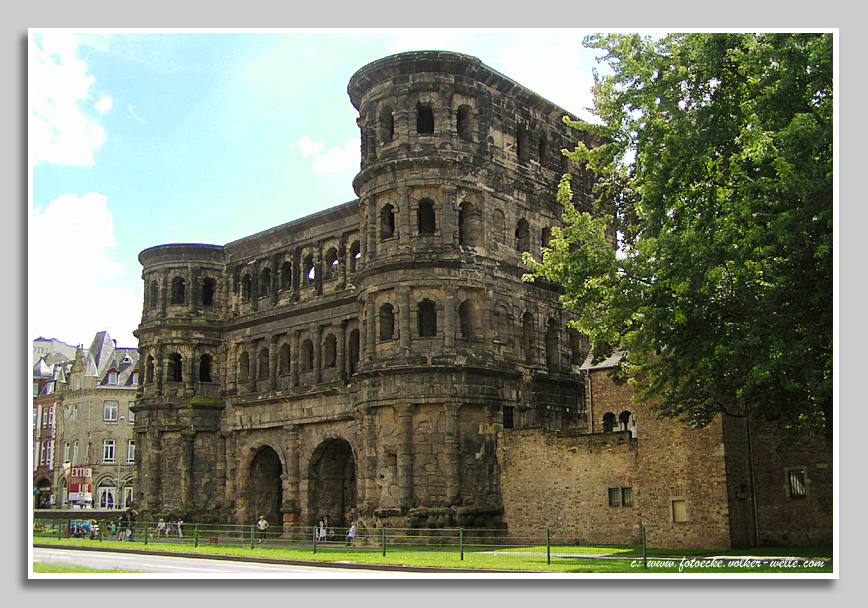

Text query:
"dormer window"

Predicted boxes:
[[131, 371, 140, 386], [108, 370, 118, 385]]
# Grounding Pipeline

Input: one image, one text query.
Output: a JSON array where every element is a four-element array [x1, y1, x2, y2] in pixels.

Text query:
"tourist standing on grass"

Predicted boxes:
[[256, 515, 269, 544], [345, 520, 356, 546]]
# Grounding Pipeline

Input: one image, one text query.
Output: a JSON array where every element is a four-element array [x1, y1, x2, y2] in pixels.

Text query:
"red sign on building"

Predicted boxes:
[[67, 466, 92, 503]]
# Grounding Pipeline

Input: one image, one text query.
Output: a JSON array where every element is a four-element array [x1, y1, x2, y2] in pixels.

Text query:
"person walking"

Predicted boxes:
[[345, 520, 356, 546], [256, 515, 269, 544], [317, 519, 327, 543]]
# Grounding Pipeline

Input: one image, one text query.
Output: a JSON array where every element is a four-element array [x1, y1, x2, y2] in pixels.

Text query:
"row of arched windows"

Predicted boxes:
[[376, 102, 475, 145], [376, 198, 549, 255], [147, 276, 217, 309], [236, 241, 362, 303], [603, 411, 634, 436]]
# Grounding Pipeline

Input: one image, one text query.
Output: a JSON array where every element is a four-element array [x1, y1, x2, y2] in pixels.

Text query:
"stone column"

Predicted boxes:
[[159, 271, 168, 317], [444, 286, 457, 350], [336, 322, 346, 382], [180, 431, 194, 512], [184, 348, 195, 393], [146, 426, 162, 511], [359, 201, 368, 267], [282, 424, 300, 524], [154, 346, 164, 396], [270, 336, 279, 392], [442, 186, 458, 247], [364, 409, 379, 509], [396, 405, 414, 510], [445, 404, 461, 505], [364, 198, 377, 262], [398, 187, 411, 252], [290, 330, 300, 387], [365, 296, 377, 361], [397, 286, 411, 352], [314, 326, 323, 384]]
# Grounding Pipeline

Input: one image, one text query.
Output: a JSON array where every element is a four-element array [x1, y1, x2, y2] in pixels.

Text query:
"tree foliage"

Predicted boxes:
[[527, 33, 833, 439]]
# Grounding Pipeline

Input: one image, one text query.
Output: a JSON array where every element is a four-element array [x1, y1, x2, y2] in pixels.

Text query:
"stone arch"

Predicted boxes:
[[307, 437, 357, 527], [458, 201, 481, 247], [379, 105, 394, 142], [170, 276, 186, 304], [244, 444, 284, 531], [202, 277, 216, 306], [260, 267, 271, 296], [546, 317, 560, 372]]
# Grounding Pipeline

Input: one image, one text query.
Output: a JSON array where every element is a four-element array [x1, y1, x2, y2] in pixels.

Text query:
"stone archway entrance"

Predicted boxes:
[[308, 438, 356, 527], [247, 446, 283, 530]]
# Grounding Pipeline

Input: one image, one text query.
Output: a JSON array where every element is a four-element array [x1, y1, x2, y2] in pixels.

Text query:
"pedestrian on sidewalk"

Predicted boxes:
[[256, 515, 269, 544]]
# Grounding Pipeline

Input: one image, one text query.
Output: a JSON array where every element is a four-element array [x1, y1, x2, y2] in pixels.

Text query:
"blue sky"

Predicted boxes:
[[29, 29, 615, 349]]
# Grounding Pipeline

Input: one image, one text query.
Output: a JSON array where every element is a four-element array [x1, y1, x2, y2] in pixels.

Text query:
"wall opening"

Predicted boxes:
[[171, 277, 186, 305], [458, 201, 481, 247], [247, 446, 283, 533], [417, 199, 436, 235], [416, 102, 434, 134], [379, 304, 395, 341], [308, 438, 356, 527], [379, 106, 394, 142], [457, 104, 474, 141], [199, 354, 212, 383], [380, 204, 396, 239], [202, 278, 216, 306], [418, 299, 437, 337]]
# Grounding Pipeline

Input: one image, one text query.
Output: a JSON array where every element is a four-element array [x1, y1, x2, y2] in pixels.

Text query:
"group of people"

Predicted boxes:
[[115, 509, 138, 541], [153, 517, 184, 539], [316, 516, 356, 546], [253, 514, 357, 546]]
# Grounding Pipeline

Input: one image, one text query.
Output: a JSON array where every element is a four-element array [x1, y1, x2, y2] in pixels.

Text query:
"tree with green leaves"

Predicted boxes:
[[527, 33, 833, 440]]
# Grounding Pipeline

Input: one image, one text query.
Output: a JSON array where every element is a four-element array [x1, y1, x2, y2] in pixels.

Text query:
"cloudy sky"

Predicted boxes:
[[29, 29, 614, 349]]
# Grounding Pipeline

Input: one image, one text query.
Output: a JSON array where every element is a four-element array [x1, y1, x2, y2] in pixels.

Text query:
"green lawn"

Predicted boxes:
[[33, 562, 145, 574], [33, 537, 833, 574]]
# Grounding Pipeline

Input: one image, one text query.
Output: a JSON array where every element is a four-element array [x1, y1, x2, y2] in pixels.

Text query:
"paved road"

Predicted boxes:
[[32, 547, 397, 576]]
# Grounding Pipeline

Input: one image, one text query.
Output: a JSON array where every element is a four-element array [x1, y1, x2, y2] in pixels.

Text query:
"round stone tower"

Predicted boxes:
[[347, 51, 592, 528]]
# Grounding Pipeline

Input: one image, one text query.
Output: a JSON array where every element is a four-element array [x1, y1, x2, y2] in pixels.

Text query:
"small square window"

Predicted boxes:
[[503, 406, 514, 429], [609, 487, 633, 507], [608, 488, 622, 507], [788, 469, 807, 498]]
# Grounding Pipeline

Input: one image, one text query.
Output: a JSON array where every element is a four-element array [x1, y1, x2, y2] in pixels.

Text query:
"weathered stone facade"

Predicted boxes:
[[132, 51, 832, 548]]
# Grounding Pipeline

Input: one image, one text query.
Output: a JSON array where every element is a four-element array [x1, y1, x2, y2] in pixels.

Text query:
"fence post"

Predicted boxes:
[[313, 526, 317, 554], [642, 526, 647, 569], [460, 528, 464, 561], [58, 520, 63, 540], [381, 526, 386, 557], [250, 525, 255, 549], [194, 524, 199, 548], [144, 522, 148, 545], [546, 528, 551, 565]]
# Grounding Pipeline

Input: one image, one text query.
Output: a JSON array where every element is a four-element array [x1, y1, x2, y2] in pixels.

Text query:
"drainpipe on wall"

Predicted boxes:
[[586, 370, 594, 433]]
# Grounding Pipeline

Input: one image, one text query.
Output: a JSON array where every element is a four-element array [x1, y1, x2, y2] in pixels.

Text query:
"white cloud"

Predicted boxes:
[[94, 94, 114, 115], [30, 193, 140, 348], [29, 32, 107, 166], [127, 105, 147, 124], [292, 136, 359, 174]]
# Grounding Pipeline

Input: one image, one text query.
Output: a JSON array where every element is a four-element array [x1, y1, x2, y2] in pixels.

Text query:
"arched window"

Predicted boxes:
[[280, 261, 292, 291], [349, 241, 361, 273], [304, 255, 315, 283], [603, 412, 616, 433], [238, 352, 250, 382], [150, 281, 159, 309], [278, 343, 291, 375], [458, 201, 481, 247], [379, 106, 394, 142], [418, 299, 437, 337], [258, 348, 269, 379], [517, 124, 529, 162], [202, 278, 216, 306], [325, 248, 339, 279], [546, 319, 559, 372], [324, 334, 337, 368], [300, 339, 314, 371], [522, 312, 534, 364], [541, 227, 552, 249], [167, 353, 183, 382], [457, 104, 473, 141], [199, 354, 212, 383], [260, 268, 271, 296], [241, 274, 252, 301], [515, 219, 530, 252], [416, 102, 434, 134], [619, 411, 633, 435], [348, 329, 360, 375], [379, 304, 395, 341], [380, 204, 396, 239], [417, 199, 436, 235], [458, 300, 479, 339], [495, 305, 510, 341], [170, 277, 186, 304], [538, 134, 549, 165]]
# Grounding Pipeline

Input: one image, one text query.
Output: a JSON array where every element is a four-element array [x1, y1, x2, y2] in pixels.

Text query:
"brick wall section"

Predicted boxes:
[[498, 427, 641, 545]]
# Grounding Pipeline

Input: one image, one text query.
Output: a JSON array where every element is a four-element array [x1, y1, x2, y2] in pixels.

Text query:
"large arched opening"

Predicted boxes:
[[246, 446, 283, 531], [308, 438, 356, 527]]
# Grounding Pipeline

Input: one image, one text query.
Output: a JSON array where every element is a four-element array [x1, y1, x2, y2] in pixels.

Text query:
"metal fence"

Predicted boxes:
[[33, 518, 648, 569]]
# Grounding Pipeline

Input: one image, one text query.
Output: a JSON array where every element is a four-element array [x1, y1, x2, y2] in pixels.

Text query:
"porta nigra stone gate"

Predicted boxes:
[[132, 51, 832, 549]]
